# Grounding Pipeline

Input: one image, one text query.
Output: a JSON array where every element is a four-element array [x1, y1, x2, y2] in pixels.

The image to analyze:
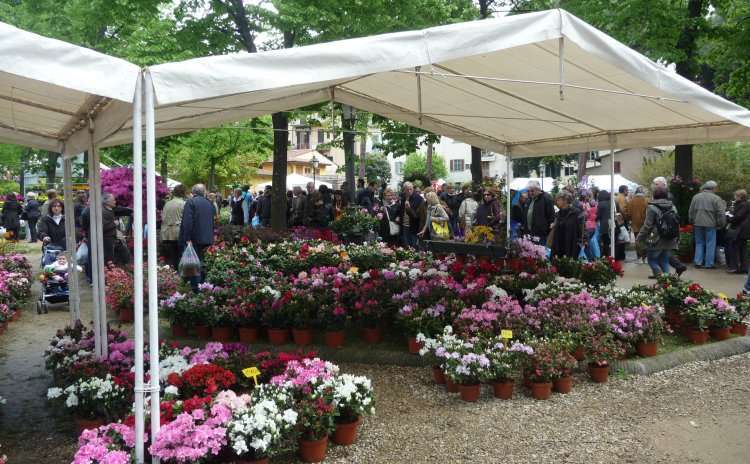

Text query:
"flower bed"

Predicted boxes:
[[0, 253, 32, 331], [45, 323, 375, 463]]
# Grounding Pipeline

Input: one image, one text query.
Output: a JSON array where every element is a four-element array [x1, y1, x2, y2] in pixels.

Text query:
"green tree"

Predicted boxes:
[[362, 152, 392, 185], [402, 152, 447, 185]]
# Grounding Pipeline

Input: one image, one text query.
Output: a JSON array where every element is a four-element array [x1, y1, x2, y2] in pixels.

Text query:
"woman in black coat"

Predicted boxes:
[[1, 192, 23, 241], [596, 190, 612, 257], [551, 191, 583, 259], [726, 189, 750, 273], [229, 188, 245, 226], [23, 192, 42, 242], [37, 198, 67, 249]]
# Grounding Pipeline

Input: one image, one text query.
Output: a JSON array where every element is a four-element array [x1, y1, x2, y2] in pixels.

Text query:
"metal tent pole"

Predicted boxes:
[[89, 128, 108, 359], [62, 156, 80, 324], [86, 137, 103, 358], [609, 135, 616, 258], [132, 75, 146, 464], [144, 71, 161, 461], [506, 149, 512, 240]]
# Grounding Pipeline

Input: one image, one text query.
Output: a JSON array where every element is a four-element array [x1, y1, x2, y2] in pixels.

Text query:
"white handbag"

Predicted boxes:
[[385, 206, 400, 236]]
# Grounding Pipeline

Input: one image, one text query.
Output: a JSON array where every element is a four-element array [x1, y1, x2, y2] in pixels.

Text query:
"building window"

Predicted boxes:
[[482, 161, 490, 176], [304, 167, 312, 175], [563, 166, 576, 176], [317, 130, 324, 144], [614, 161, 621, 174], [450, 159, 465, 172], [296, 130, 310, 149], [394, 161, 404, 175]]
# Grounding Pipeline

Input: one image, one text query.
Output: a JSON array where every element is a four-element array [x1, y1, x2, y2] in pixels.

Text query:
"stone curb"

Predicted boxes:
[[610, 336, 750, 375]]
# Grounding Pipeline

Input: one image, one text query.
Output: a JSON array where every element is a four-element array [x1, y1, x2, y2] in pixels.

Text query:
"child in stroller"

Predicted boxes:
[[37, 245, 72, 314]]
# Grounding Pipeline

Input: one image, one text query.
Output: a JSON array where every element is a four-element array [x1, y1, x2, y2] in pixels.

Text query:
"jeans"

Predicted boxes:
[[401, 229, 419, 249], [744, 269, 750, 294], [694, 226, 717, 267], [647, 249, 671, 275]]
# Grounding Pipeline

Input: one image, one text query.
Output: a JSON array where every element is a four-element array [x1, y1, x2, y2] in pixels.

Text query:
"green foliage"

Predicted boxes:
[[637, 143, 750, 201], [402, 152, 448, 184], [362, 152, 391, 184]]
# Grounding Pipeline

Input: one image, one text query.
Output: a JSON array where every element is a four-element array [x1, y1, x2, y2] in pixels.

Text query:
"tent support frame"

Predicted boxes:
[[62, 155, 80, 324], [609, 134, 617, 258]]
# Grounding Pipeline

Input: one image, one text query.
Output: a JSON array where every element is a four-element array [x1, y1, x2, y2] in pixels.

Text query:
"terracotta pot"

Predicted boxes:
[[635, 341, 658, 357], [431, 366, 446, 385], [458, 383, 481, 402], [588, 363, 609, 383], [211, 326, 234, 342], [118, 307, 134, 323], [361, 327, 382, 344], [553, 375, 573, 394], [445, 377, 459, 393], [238, 327, 259, 344], [194, 325, 211, 339], [75, 417, 104, 435], [529, 382, 552, 400], [572, 345, 586, 361], [171, 324, 188, 338], [710, 326, 731, 341], [407, 336, 423, 354], [293, 328, 314, 346], [267, 328, 289, 345], [687, 328, 709, 345], [332, 417, 362, 445], [298, 435, 329, 463], [491, 380, 514, 400], [236, 458, 269, 464], [731, 323, 748, 336], [324, 330, 345, 348]]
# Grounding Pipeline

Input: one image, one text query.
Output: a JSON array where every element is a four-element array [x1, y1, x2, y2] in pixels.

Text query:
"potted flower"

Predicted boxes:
[[709, 296, 738, 341], [104, 265, 134, 322], [548, 337, 578, 394], [160, 291, 194, 337], [149, 403, 232, 463], [73, 423, 137, 463], [328, 374, 375, 445], [47, 374, 129, 433], [584, 333, 626, 383], [227, 385, 298, 464], [287, 290, 317, 346], [192, 283, 229, 339], [318, 303, 348, 348], [730, 293, 750, 336], [296, 389, 336, 463], [480, 337, 534, 400], [682, 296, 715, 344], [444, 346, 490, 402], [262, 291, 293, 345], [609, 305, 668, 357], [210, 303, 237, 343], [168, 363, 237, 397]]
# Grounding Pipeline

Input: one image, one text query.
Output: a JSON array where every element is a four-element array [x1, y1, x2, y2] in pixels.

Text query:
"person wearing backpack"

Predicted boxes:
[[688, 180, 726, 269], [636, 186, 680, 278]]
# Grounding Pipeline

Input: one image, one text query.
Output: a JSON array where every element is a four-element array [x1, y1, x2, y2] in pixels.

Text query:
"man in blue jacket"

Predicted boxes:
[[179, 184, 215, 290]]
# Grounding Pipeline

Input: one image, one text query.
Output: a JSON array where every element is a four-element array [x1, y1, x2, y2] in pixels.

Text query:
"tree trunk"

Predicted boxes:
[[160, 153, 168, 183], [426, 142, 433, 181], [342, 114, 357, 203], [358, 137, 366, 179], [208, 160, 216, 192], [19, 148, 30, 195], [270, 112, 289, 232], [577, 152, 588, 178], [45, 151, 58, 190], [83, 151, 89, 179], [471, 146, 483, 185]]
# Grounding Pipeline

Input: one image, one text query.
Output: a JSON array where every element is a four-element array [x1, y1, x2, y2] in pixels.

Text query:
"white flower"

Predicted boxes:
[[164, 385, 179, 396], [282, 409, 297, 425], [65, 393, 79, 408], [47, 388, 63, 399]]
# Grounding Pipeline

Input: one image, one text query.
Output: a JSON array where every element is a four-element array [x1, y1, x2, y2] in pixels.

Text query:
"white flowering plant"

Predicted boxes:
[[325, 374, 375, 424], [480, 337, 534, 382], [420, 326, 492, 385], [227, 384, 298, 461], [47, 374, 128, 420]]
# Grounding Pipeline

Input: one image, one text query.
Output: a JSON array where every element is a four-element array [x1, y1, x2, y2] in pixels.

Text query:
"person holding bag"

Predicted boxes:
[[179, 184, 215, 291], [418, 191, 450, 241], [380, 188, 401, 246]]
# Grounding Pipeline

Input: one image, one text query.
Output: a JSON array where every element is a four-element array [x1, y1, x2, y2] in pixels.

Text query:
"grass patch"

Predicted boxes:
[[658, 334, 694, 355]]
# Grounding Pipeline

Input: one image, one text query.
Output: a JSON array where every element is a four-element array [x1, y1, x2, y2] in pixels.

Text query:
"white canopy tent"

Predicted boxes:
[[510, 174, 638, 193]]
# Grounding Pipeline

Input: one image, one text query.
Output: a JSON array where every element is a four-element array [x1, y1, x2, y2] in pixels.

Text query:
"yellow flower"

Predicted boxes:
[[348, 266, 359, 274], [718, 292, 728, 301], [339, 251, 350, 260]]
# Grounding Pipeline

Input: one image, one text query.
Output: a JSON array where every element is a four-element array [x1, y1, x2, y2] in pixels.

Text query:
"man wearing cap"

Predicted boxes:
[[689, 180, 726, 269], [525, 180, 555, 244]]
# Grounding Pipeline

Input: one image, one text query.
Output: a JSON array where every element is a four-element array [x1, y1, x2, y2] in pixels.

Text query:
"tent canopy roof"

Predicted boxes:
[[118, 8, 750, 159], [0, 21, 140, 155]]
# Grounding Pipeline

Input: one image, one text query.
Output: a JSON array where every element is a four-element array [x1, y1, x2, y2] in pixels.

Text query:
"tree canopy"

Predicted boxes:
[[403, 152, 448, 185]]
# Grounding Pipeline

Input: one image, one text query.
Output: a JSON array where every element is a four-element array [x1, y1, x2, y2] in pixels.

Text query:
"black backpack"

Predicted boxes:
[[655, 205, 679, 240]]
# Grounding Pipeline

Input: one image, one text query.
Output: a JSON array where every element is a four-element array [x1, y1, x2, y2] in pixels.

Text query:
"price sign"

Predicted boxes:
[[242, 366, 261, 386], [500, 329, 513, 340]]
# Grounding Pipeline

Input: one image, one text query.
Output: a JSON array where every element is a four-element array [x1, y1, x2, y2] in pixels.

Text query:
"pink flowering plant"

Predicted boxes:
[[509, 235, 548, 260], [608, 305, 667, 344], [524, 339, 577, 382], [100, 166, 169, 212], [682, 296, 716, 330], [584, 332, 626, 367], [709, 297, 739, 328], [481, 336, 534, 382], [73, 423, 140, 464], [148, 403, 231, 463], [270, 358, 340, 395]]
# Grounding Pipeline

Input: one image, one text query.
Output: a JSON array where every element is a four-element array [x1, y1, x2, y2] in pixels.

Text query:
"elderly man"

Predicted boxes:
[[161, 185, 188, 269], [689, 180, 726, 269], [525, 180, 555, 244], [179, 184, 215, 290], [400, 181, 423, 248]]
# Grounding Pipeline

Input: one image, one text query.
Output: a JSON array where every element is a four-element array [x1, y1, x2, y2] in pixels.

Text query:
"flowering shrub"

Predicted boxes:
[[331, 207, 379, 237], [148, 403, 231, 463], [608, 305, 667, 343], [682, 297, 716, 330], [584, 332, 626, 367], [731, 293, 750, 321], [709, 297, 738, 328], [464, 225, 495, 244], [100, 166, 169, 212], [509, 235, 547, 260], [481, 337, 534, 382], [47, 374, 129, 421], [270, 358, 339, 394], [579, 257, 622, 287], [73, 423, 138, 464], [524, 339, 577, 382], [325, 374, 375, 424], [168, 363, 237, 396]]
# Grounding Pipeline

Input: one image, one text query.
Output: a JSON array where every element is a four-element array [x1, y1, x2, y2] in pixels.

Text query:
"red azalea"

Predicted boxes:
[[167, 372, 184, 387], [240, 235, 250, 244], [688, 283, 702, 293], [182, 395, 212, 413]]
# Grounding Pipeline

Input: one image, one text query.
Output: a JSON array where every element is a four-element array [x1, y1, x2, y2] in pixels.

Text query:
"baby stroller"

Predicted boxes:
[[37, 245, 69, 314]]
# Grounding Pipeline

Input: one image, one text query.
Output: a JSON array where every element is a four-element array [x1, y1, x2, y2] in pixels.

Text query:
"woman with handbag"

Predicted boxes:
[[725, 189, 750, 273], [475, 188, 505, 236], [380, 188, 401, 246], [418, 191, 450, 241]]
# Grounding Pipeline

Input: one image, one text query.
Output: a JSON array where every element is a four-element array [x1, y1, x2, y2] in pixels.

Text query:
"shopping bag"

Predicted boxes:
[[251, 215, 261, 229], [578, 244, 588, 262], [178, 243, 201, 277], [431, 220, 450, 239], [76, 241, 89, 265]]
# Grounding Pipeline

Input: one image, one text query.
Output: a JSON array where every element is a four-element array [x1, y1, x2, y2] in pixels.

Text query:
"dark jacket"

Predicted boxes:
[[24, 199, 41, 221], [37, 215, 67, 249], [179, 195, 215, 247], [229, 196, 245, 226], [527, 192, 555, 239], [636, 199, 679, 250], [597, 193, 612, 236], [357, 189, 374, 212], [400, 192, 424, 234], [551, 207, 582, 258], [258, 194, 273, 226], [380, 202, 401, 239], [1, 199, 22, 230], [475, 199, 504, 231], [440, 192, 462, 217], [103, 206, 132, 242], [729, 199, 750, 241]]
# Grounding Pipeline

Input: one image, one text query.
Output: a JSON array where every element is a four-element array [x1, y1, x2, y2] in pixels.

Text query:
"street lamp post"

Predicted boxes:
[[311, 154, 320, 188]]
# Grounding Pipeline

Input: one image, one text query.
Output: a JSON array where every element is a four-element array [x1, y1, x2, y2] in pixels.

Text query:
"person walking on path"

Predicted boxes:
[[526, 180, 555, 244], [229, 188, 245, 226], [400, 181, 423, 248], [637, 186, 680, 278], [596, 190, 612, 256], [23, 191, 41, 243], [725, 189, 750, 274], [1, 192, 23, 241], [179, 183, 215, 291], [629, 186, 649, 261], [550, 191, 583, 259], [161, 184, 187, 269], [652, 177, 687, 275], [689, 180, 726, 269], [36, 198, 66, 249]]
